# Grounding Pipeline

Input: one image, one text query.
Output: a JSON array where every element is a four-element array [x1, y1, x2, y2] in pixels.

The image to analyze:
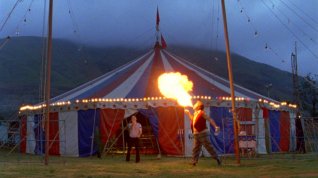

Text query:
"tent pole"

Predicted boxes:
[[174, 107, 184, 156], [122, 120, 125, 153], [90, 108, 98, 157], [44, 0, 54, 166], [254, 107, 260, 154], [220, 0, 240, 164]]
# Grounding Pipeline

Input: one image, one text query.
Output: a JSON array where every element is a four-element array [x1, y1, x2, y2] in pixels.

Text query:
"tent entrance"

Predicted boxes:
[[124, 112, 159, 155], [103, 112, 160, 156]]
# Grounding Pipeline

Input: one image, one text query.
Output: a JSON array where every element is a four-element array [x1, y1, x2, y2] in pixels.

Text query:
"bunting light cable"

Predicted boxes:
[[19, 96, 298, 113], [260, 0, 318, 60], [237, 0, 318, 66], [215, 0, 221, 52], [66, 0, 92, 66], [236, 0, 258, 36], [0, 36, 10, 50], [284, 0, 318, 25], [209, 0, 215, 50], [236, 0, 286, 63], [264, 43, 285, 63], [14, 0, 35, 36], [67, 0, 80, 35], [269, 0, 318, 45], [279, 0, 318, 33], [0, 0, 21, 32]]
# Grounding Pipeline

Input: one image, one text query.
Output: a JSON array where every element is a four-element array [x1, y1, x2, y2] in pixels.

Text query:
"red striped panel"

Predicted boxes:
[[262, 108, 269, 120], [157, 106, 184, 155], [99, 109, 125, 145], [279, 111, 290, 152], [20, 115, 27, 153], [237, 108, 253, 135], [49, 112, 60, 155]]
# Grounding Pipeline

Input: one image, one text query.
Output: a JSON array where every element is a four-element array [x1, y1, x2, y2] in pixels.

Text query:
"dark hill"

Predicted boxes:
[[0, 36, 147, 117]]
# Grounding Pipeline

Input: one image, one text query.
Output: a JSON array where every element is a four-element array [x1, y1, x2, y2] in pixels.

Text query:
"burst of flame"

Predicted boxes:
[[158, 72, 193, 107]]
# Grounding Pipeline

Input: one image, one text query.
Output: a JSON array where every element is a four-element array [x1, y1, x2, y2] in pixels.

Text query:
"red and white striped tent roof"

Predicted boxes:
[[50, 45, 269, 104]]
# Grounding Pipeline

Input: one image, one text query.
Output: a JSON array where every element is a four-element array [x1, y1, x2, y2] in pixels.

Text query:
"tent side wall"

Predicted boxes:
[[20, 109, 102, 157], [20, 107, 184, 157], [289, 111, 297, 152], [59, 111, 79, 157], [19, 102, 297, 157], [255, 108, 267, 154], [266, 110, 296, 153]]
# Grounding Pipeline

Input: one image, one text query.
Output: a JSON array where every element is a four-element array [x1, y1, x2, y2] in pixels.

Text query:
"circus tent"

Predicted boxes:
[[18, 41, 297, 157], [18, 10, 297, 158]]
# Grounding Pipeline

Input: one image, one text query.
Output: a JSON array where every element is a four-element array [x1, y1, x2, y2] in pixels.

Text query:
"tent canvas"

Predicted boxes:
[[19, 104, 296, 157], [18, 37, 297, 157]]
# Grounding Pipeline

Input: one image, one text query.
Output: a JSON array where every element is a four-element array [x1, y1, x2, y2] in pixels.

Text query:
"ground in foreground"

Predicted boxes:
[[0, 152, 317, 178]]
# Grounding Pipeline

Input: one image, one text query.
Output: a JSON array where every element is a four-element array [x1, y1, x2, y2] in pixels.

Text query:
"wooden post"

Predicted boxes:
[[44, 0, 54, 166], [221, 0, 240, 164]]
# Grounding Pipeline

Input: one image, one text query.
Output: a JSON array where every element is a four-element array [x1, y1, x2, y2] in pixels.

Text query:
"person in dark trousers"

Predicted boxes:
[[126, 115, 142, 163], [185, 100, 221, 166]]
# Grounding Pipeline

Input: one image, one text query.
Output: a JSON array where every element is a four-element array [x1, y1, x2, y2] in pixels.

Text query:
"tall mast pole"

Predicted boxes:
[[44, 0, 54, 166], [291, 41, 300, 108], [220, 0, 240, 164], [156, 6, 160, 42]]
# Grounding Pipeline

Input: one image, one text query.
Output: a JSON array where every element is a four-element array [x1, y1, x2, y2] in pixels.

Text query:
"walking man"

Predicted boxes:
[[185, 100, 221, 166]]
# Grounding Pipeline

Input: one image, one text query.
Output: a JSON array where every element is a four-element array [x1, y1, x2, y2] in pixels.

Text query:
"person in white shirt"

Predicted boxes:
[[126, 115, 142, 163]]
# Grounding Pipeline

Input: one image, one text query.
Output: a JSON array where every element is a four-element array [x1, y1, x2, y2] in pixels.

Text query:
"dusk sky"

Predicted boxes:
[[1, 0, 317, 77]]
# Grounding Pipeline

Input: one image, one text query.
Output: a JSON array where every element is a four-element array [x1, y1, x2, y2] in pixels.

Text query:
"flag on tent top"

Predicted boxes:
[[156, 7, 160, 25]]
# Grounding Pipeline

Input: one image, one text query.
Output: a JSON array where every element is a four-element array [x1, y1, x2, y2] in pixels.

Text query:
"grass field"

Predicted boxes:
[[0, 151, 318, 178]]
